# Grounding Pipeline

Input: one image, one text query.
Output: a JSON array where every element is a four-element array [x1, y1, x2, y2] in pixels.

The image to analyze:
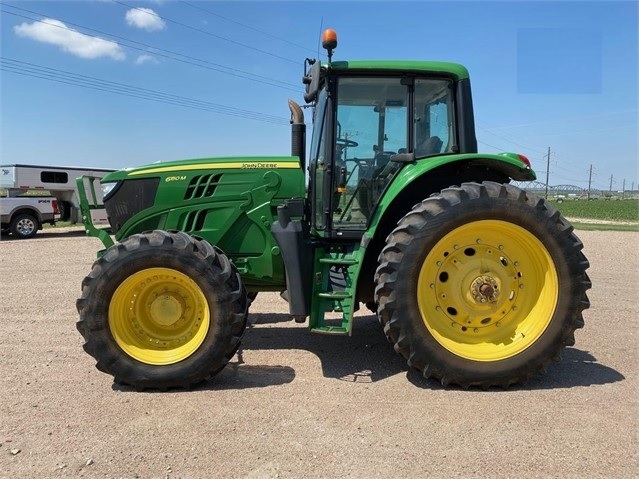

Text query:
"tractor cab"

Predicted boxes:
[[300, 29, 476, 240]]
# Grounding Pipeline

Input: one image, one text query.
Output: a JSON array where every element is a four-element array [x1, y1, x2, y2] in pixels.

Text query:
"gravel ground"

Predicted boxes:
[[0, 227, 637, 479]]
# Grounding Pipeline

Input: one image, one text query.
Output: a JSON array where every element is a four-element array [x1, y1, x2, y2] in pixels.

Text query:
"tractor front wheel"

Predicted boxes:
[[374, 182, 591, 389], [76, 230, 248, 390]]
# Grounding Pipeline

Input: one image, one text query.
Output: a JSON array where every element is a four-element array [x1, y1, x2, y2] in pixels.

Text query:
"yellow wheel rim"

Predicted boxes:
[[417, 220, 558, 361], [109, 268, 210, 365]]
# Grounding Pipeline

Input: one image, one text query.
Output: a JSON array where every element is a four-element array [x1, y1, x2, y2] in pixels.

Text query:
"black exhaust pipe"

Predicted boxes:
[[288, 99, 306, 172]]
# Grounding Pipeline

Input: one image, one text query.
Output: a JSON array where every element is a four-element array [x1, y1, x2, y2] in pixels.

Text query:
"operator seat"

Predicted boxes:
[[415, 136, 443, 157]]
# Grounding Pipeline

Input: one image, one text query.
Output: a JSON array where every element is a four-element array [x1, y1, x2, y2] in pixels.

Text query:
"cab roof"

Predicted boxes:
[[327, 60, 470, 80]]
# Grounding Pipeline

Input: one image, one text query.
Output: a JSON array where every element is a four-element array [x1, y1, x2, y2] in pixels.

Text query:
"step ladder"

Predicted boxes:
[[309, 247, 360, 335]]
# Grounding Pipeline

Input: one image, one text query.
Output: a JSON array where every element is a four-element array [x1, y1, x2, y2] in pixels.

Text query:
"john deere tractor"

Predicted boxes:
[[76, 29, 591, 390]]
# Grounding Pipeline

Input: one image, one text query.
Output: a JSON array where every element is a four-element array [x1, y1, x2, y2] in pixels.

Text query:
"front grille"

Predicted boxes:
[[104, 178, 160, 233]]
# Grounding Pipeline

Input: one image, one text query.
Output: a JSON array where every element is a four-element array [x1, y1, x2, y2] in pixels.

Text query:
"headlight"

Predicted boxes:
[[101, 181, 118, 201]]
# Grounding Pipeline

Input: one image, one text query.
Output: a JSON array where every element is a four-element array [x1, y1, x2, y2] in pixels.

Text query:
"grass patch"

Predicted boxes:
[[570, 222, 639, 232], [549, 198, 638, 222]]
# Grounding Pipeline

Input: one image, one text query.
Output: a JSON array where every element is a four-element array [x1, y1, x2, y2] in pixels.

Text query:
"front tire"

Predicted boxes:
[[76, 230, 248, 390], [10, 213, 39, 239], [374, 182, 591, 389]]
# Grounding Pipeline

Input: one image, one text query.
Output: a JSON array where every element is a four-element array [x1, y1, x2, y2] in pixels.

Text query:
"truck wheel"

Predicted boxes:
[[76, 230, 248, 391], [374, 181, 591, 389], [10, 213, 40, 239]]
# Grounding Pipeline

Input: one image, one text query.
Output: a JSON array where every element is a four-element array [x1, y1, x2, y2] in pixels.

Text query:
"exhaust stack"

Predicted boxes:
[[288, 99, 306, 172]]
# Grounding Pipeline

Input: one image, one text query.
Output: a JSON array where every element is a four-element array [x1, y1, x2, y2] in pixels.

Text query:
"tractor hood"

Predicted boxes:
[[101, 156, 301, 183]]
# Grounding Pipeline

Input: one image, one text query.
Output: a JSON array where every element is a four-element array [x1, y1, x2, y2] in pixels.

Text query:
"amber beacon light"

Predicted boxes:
[[321, 28, 338, 62]]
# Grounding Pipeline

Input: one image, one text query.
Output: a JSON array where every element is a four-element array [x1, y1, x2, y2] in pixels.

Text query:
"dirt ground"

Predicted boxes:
[[0, 227, 637, 479]]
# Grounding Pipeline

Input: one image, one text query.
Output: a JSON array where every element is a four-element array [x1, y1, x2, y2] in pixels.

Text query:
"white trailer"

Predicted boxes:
[[0, 164, 113, 223]]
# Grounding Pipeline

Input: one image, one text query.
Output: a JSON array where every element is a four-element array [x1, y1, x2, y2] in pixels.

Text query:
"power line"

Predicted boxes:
[[477, 139, 545, 169], [551, 160, 586, 177], [111, 0, 299, 65], [1, 5, 301, 92], [476, 121, 622, 187], [478, 118, 632, 181], [179, 1, 316, 54], [0, 57, 291, 125], [476, 121, 547, 155], [477, 139, 506, 151], [486, 109, 639, 130]]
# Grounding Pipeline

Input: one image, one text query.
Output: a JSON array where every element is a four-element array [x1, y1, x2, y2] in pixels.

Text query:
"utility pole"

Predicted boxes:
[[544, 147, 550, 199], [609, 174, 613, 194], [622, 179, 625, 199], [587, 164, 593, 200]]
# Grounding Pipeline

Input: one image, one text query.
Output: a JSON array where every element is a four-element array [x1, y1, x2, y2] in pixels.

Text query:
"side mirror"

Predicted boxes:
[[303, 61, 321, 104]]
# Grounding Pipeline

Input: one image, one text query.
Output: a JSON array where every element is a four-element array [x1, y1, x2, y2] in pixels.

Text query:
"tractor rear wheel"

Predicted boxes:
[[76, 230, 248, 391], [374, 182, 591, 389]]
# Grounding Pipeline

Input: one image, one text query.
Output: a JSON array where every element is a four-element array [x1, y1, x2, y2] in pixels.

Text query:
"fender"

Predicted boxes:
[[369, 152, 536, 235]]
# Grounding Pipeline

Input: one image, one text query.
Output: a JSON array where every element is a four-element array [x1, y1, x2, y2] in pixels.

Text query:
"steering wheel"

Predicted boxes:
[[336, 138, 359, 148]]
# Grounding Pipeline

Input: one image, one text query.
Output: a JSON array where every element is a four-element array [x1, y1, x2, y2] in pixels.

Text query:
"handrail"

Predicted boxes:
[[75, 176, 114, 249]]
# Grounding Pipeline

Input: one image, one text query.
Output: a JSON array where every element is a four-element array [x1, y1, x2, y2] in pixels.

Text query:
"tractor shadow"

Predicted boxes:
[[111, 313, 624, 393], [523, 348, 625, 391], [240, 312, 408, 384], [201, 312, 406, 391], [215, 312, 625, 392]]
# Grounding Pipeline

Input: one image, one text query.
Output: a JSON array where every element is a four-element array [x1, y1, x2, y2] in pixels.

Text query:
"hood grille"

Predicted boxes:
[[184, 174, 222, 200]]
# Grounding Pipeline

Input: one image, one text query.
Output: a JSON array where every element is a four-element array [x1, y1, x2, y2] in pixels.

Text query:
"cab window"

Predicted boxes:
[[331, 77, 407, 231]]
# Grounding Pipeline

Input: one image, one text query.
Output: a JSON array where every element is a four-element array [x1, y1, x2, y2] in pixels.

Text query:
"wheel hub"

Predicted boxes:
[[471, 275, 500, 303], [149, 294, 184, 326], [17, 219, 35, 234]]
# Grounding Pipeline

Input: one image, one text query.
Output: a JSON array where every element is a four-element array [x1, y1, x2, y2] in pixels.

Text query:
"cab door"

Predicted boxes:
[[329, 76, 409, 236]]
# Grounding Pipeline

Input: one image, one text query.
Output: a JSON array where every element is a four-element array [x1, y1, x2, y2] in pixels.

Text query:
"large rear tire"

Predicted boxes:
[[374, 182, 591, 389], [76, 230, 248, 391]]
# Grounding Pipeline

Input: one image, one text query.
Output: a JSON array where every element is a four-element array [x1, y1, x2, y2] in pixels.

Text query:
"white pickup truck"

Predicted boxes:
[[0, 196, 59, 239]]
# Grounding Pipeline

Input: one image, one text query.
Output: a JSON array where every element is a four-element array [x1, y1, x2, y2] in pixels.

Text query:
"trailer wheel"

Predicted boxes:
[[76, 230, 248, 391], [374, 182, 591, 389], [10, 213, 40, 239], [58, 201, 72, 221]]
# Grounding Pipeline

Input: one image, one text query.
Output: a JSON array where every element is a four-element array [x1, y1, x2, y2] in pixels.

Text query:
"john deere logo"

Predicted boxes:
[[241, 163, 278, 169]]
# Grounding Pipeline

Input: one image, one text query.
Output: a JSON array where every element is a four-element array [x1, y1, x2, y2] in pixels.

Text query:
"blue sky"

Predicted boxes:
[[1, 0, 637, 192]]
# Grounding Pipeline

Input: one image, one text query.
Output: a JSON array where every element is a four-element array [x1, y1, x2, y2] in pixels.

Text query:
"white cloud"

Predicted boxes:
[[135, 54, 159, 65], [14, 18, 125, 60], [125, 8, 166, 32]]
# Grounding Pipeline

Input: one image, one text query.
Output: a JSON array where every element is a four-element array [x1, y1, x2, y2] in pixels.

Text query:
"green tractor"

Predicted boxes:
[[76, 30, 591, 390]]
